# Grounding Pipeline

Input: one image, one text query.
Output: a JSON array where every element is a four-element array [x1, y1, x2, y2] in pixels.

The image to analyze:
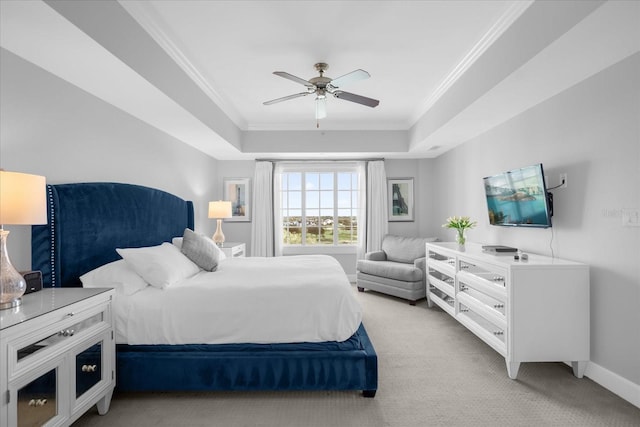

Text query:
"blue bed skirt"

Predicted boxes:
[[115, 323, 377, 396]]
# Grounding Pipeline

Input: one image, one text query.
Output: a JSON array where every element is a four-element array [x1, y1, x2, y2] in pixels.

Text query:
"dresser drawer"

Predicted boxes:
[[9, 303, 110, 381]]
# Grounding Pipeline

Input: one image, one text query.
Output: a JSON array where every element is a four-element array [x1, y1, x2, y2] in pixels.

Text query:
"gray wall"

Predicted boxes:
[[425, 54, 640, 386], [0, 49, 219, 270]]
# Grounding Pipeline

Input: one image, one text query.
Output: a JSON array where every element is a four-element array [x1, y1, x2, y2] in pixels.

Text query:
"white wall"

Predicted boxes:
[[425, 54, 640, 389], [0, 49, 219, 270]]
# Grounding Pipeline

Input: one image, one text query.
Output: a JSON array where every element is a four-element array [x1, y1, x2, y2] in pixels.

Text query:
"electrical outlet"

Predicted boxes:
[[559, 173, 567, 188]]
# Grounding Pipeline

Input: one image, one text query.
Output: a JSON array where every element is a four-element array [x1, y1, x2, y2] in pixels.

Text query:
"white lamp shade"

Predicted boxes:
[[208, 201, 232, 219], [0, 171, 47, 225]]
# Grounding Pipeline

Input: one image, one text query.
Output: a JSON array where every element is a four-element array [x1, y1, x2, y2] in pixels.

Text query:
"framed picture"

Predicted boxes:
[[388, 178, 414, 222], [223, 178, 251, 222]]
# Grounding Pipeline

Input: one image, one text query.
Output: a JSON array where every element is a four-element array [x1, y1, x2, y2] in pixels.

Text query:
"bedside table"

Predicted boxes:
[[219, 242, 246, 258], [0, 288, 115, 427]]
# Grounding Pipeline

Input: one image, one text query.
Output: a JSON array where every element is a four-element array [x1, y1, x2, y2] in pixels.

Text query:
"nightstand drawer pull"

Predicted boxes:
[[59, 329, 75, 337], [28, 399, 48, 407], [82, 364, 98, 372], [66, 312, 75, 317]]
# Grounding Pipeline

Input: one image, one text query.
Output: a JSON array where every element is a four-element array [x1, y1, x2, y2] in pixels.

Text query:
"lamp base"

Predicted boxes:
[[1, 229, 27, 310], [212, 219, 225, 246], [0, 298, 21, 310]]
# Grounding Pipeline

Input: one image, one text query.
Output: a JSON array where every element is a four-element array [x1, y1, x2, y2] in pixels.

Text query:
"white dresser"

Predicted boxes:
[[426, 242, 589, 379], [0, 288, 115, 427]]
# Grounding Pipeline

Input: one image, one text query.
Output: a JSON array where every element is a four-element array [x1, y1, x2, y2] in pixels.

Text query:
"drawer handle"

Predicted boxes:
[[460, 308, 469, 313], [66, 312, 75, 317], [460, 286, 468, 291], [494, 304, 504, 309], [492, 276, 504, 282], [28, 399, 47, 407], [493, 331, 504, 336], [82, 364, 98, 373], [59, 329, 75, 337]]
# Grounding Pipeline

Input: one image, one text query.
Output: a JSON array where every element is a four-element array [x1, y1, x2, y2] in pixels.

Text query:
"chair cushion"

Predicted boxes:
[[381, 235, 437, 264], [356, 259, 423, 282]]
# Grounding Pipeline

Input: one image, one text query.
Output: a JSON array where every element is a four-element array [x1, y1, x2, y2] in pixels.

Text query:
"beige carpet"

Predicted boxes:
[[74, 287, 640, 426]]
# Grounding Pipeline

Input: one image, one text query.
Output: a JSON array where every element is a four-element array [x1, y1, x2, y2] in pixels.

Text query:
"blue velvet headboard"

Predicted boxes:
[[32, 183, 194, 288]]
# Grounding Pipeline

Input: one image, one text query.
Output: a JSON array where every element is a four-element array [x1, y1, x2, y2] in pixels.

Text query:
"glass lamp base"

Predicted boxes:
[[1, 229, 27, 310], [0, 297, 22, 310]]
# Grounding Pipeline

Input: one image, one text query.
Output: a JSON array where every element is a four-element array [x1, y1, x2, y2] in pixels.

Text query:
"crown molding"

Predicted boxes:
[[118, 0, 247, 130], [410, 0, 534, 125]]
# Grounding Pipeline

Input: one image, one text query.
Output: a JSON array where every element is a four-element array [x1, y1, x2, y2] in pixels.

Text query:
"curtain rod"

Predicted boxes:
[[255, 158, 385, 162]]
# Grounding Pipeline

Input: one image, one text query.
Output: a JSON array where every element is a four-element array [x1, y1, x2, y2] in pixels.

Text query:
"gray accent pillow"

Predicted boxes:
[[181, 228, 224, 272]]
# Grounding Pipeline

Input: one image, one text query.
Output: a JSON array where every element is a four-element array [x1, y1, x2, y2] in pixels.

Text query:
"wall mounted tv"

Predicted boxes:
[[483, 163, 553, 228]]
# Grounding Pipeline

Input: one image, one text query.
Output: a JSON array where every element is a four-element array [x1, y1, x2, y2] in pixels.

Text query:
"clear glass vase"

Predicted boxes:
[[456, 229, 466, 251]]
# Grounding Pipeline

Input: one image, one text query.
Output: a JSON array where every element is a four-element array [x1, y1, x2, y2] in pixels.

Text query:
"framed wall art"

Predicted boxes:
[[223, 178, 251, 222], [387, 178, 414, 222]]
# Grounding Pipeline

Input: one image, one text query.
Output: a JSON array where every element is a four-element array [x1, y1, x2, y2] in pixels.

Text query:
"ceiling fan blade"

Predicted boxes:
[[333, 91, 379, 108], [263, 92, 311, 105], [273, 71, 314, 88], [328, 69, 370, 89]]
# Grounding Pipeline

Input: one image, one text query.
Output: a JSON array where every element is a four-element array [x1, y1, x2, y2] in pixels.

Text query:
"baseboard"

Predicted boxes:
[[585, 361, 640, 409]]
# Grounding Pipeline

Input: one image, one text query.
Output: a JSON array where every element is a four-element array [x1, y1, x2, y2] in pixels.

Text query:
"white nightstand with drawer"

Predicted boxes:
[[0, 288, 115, 427], [219, 242, 246, 258]]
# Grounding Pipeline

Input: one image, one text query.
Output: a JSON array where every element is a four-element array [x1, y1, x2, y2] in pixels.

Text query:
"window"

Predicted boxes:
[[279, 167, 360, 246]]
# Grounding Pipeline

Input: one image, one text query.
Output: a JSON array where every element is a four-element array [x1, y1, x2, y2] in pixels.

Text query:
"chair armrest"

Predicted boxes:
[[414, 257, 427, 271], [365, 251, 386, 261]]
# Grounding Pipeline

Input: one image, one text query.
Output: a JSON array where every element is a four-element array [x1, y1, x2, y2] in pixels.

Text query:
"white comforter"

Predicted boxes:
[[113, 255, 362, 345]]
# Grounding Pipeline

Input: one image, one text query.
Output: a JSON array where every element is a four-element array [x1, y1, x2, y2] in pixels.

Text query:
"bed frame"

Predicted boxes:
[[31, 182, 377, 397]]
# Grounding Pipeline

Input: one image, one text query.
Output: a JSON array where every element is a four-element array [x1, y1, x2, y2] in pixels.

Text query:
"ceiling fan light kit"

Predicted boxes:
[[264, 63, 379, 127]]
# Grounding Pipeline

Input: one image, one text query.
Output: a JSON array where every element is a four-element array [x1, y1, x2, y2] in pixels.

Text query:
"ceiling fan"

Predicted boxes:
[[263, 63, 379, 125]]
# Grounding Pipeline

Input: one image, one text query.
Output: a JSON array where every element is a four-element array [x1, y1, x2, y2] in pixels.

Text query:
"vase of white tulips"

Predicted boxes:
[[442, 216, 477, 251]]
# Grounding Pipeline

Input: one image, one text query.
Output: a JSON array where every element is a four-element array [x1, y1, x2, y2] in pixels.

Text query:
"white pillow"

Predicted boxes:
[[172, 237, 183, 250], [116, 242, 200, 289], [80, 260, 148, 296]]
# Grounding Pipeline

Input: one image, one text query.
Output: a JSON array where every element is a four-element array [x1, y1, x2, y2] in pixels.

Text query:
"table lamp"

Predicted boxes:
[[208, 200, 232, 246], [0, 171, 47, 309]]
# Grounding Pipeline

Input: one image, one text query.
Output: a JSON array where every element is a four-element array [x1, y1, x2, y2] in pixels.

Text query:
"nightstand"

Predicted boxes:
[[219, 242, 246, 258], [0, 288, 115, 427]]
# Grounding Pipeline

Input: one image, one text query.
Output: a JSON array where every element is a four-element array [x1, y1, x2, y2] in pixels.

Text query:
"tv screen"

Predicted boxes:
[[483, 163, 552, 228]]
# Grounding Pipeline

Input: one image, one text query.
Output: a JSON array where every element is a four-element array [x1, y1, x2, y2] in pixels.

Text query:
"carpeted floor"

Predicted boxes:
[[73, 287, 640, 426]]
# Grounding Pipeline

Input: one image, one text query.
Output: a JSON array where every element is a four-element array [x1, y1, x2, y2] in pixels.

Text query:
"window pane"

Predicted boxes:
[[352, 173, 358, 188], [306, 191, 319, 209], [337, 173, 351, 190], [289, 173, 302, 191], [320, 191, 333, 208], [289, 191, 302, 209], [306, 173, 319, 190], [320, 173, 333, 190], [320, 208, 333, 217], [337, 191, 351, 208]]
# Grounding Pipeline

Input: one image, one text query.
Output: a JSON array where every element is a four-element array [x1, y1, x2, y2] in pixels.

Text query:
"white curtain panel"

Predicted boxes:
[[250, 161, 274, 257], [273, 163, 285, 256], [366, 160, 388, 252], [356, 161, 367, 260]]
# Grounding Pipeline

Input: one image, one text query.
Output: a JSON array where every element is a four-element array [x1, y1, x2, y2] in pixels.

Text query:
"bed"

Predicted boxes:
[[31, 182, 377, 397]]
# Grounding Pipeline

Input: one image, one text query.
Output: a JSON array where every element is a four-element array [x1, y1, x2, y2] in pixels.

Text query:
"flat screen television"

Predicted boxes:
[[483, 163, 553, 228]]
